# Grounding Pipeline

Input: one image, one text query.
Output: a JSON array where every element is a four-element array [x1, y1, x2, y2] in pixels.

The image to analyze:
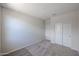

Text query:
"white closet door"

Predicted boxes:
[[55, 23, 63, 45], [63, 24, 72, 48]]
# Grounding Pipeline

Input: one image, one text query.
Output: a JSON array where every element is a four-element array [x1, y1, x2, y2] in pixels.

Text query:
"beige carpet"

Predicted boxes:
[[3, 48, 32, 56], [4, 40, 79, 56], [27, 40, 79, 56]]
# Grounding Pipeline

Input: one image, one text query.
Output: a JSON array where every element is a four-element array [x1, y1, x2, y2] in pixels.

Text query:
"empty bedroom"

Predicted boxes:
[[0, 3, 79, 56]]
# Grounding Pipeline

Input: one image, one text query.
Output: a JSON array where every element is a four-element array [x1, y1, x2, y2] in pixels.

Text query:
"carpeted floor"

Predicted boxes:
[[4, 40, 79, 56], [4, 48, 32, 56]]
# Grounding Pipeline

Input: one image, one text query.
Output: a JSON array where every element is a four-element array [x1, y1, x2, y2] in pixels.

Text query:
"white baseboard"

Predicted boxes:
[[71, 48, 79, 53], [0, 46, 26, 56]]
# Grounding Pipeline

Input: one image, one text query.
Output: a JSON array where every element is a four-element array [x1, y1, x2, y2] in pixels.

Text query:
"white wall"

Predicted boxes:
[[2, 7, 45, 52], [45, 10, 79, 52]]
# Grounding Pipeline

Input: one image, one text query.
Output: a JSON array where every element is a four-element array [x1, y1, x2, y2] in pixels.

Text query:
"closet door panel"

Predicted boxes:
[[55, 23, 63, 45], [63, 24, 72, 48]]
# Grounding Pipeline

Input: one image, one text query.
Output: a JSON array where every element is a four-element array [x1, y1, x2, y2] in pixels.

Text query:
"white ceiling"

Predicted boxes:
[[2, 3, 79, 20]]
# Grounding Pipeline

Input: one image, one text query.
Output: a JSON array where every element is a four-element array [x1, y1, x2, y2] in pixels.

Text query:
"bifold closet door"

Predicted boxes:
[[55, 23, 71, 48], [63, 24, 72, 48], [55, 23, 63, 45]]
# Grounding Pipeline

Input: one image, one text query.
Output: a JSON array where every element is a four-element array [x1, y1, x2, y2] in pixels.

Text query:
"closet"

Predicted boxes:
[[55, 23, 72, 47]]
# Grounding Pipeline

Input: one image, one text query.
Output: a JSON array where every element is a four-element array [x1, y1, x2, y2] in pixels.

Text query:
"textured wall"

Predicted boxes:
[[2, 7, 45, 53]]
